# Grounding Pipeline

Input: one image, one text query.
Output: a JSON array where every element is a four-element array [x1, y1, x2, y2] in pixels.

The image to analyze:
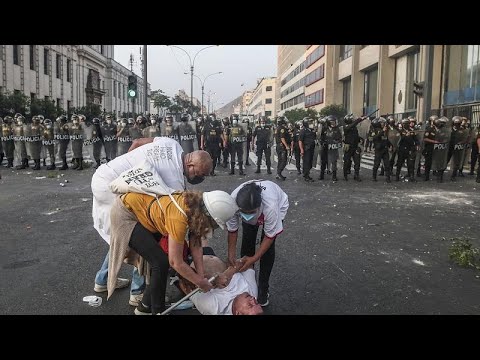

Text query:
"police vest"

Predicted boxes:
[[229, 126, 246, 143]]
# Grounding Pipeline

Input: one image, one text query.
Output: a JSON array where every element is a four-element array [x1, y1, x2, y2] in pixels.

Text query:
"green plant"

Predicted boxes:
[[448, 238, 480, 270], [318, 104, 347, 119]]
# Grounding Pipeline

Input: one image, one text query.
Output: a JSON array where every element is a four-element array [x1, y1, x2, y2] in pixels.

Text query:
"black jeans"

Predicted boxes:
[[302, 144, 315, 177], [240, 222, 276, 294], [128, 223, 169, 314]]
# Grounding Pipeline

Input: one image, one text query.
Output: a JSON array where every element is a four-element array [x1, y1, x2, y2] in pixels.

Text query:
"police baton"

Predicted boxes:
[[159, 275, 217, 315], [362, 108, 380, 120]]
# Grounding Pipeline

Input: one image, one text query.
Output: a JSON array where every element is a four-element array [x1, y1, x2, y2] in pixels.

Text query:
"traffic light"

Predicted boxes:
[[413, 81, 424, 97], [128, 75, 137, 98]]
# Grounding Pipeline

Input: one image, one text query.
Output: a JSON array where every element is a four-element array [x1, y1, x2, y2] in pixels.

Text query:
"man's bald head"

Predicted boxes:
[[184, 150, 213, 184]]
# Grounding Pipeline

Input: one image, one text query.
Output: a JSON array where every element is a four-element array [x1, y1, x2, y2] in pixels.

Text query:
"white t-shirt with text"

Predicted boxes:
[[191, 269, 257, 315], [226, 180, 289, 238]]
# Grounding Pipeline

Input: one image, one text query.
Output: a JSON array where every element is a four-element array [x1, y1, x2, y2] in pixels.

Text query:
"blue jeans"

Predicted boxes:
[[95, 251, 145, 295]]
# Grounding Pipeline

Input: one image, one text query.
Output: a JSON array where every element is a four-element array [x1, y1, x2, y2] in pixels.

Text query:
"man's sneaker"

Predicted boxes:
[[129, 293, 144, 307], [94, 278, 130, 293], [134, 302, 152, 315], [257, 292, 270, 307]]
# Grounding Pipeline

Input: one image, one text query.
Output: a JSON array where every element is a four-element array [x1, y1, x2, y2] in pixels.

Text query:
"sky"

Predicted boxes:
[[114, 45, 277, 110]]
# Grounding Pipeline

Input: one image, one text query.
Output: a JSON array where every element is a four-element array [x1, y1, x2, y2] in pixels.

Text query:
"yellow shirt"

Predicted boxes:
[[122, 193, 188, 244]]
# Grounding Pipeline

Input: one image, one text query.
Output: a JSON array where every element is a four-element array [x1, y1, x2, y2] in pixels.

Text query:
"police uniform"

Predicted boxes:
[[299, 125, 316, 180], [253, 124, 272, 174], [422, 125, 436, 181], [275, 124, 288, 179], [202, 121, 222, 175]]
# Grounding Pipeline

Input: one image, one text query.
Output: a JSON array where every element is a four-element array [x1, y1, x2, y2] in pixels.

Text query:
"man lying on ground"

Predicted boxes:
[[177, 246, 263, 315]]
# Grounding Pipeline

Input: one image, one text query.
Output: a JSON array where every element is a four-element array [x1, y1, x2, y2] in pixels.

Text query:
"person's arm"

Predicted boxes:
[[238, 235, 275, 272], [299, 130, 305, 155], [477, 135, 480, 150], [168, 238, 213, 292], [227, 230, 239, 267], [189, 234, 205, 279], [280, 132, 288, 149], [128, 137, 155, 152]]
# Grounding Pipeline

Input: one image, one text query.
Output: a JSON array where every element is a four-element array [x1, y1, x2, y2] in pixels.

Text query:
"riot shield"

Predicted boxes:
[[69, 123, 84, 158], [450, 127, 470, 171], [414, 128, 426, 174], [162, 122, 180, 142], [116, 125, 132, 156], [55, 122, 70, 161], [239, 121, 249, 166], [82, 125, 95, 162], [178, 119, 197, 154], [129, 126, 143, 140], [142, 125, 161, 138], [387, 126, 401, 152], [101, 123, 117, 160], [431, 124, 452, 171], [326, 128, 342, 166]]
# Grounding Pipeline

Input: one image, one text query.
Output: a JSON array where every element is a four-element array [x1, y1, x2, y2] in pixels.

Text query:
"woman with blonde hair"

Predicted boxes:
[[108, 189, 238, 315]]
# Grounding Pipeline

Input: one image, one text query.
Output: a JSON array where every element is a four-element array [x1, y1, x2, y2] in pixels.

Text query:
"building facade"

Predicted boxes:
[[0, 45, 150, 118], [247, 77, 277, 119], [278, 53, 305, 116]]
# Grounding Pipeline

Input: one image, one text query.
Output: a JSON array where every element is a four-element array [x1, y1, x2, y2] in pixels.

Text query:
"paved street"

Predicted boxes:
[[1, 154, 479, 315]]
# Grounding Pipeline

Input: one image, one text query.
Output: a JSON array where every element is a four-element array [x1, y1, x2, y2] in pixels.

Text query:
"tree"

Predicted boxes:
[[318, 104, 347, 119], [283, 108, 318, 124], [0, 91, 29, 117], [152, 89, 172, 116], [30, 98, 58, 120]]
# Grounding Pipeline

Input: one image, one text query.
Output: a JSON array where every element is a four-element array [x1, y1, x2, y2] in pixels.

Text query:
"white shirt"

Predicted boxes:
[[191, 269, 257, 315], [95, 137, 186, 191], [226, 180, 289, 238]]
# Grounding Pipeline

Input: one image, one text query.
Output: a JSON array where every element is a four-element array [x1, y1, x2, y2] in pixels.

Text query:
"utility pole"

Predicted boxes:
[[422, 45, 434, 130], [129, 53, 136, 116], [142, 45, 148, 115]]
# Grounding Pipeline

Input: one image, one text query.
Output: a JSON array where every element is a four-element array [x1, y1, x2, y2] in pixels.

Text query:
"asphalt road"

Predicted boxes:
[[1, 161, 479, 315]]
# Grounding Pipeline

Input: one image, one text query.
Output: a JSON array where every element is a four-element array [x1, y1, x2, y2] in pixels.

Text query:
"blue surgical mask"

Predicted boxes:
[[240, 212, 256, 222]]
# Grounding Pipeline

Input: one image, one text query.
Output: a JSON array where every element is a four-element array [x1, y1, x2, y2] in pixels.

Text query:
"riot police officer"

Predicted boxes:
[[100, 115, 117, 162], [448, 116, 469, 181], [299, 117, 316, 182], [178, 113, 197, 154], [55, 115, 70, 170], [225, 114, 246, 175], [221, 117, 231, 168], [161, 115, 179, 142], [26, 115, 44, 170], [70, 114, 84, 170], [143, 115, 161, 138], [1, 116, 15, 168], [371, 118, 391, 182], [13, 115, 28, 169], [42, 119, 56, 170], [196, 116, 204, 150], [292, 121, 302, 174], [396, 118, 419, 182], [323, 115, 343, 182], [275, 116, 289, 180], [422, 115, 438, 181], [342, 114, 365, 181], [252, 116, 273, 174], [116, 118, 132, 156], [201, 116, 222, 176], [244, 117, 253, 166]]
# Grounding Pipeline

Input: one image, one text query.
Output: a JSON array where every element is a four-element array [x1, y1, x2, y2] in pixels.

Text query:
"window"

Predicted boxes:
[[67, 59, 72, 82], [101, 45, 104, 55], [280, 93, 305, 110], [306, 45, 325, 68], [122, 84, 125, 100], [67, 100, 71, 111], [444, 45, 480, 105], [281, 77, 305, 98], [265, 98, 272, 104], [363, 67, 378, 115], [405, 50, 420, 110], [265, 111, 272, 117], [305, 89, 324, 107], [13, 45, 19, 65], [340, 45, 353, 61], [14, 89, 21, 96], [266, 86, 272, 91], [44, 48, 49, 75], [30, 45, 35, 70], [305, 64, 325, 86], [118, 82, 121, 99], [113, 80, 117, 97], [57, 98, 61, 109], [342, 78, 351, 113], [31, 93, 36, 103], [281, 61, 306, 86], [56, 54, 61, 79], [45, 95, 49, 101]]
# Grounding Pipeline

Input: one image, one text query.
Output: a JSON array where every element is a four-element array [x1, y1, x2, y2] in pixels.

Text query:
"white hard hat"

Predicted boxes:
[[202, 191, 238, 230]]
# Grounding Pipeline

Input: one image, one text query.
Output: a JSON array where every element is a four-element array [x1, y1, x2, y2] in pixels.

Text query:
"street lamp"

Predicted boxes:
[[186, 71, 223, 116], [166, 45, 219, 115], [206, 90, 216, 114]]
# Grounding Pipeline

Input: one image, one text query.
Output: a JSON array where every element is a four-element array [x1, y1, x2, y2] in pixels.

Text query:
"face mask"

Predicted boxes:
[[187, 175, 205, 185], [260, 123, 265, 127], [73, 120, 78, 125], [106, 120, 112, 124], [232, 120, 238, 126], [309, 124, 314, 129], [18, 121, 23, 125], [46, 125, 52, 129], [240, 212, 256, 222], [151, 120, 156, 125]]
